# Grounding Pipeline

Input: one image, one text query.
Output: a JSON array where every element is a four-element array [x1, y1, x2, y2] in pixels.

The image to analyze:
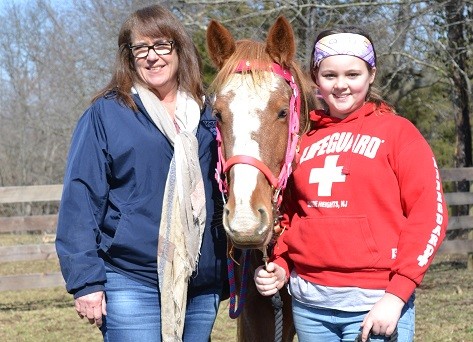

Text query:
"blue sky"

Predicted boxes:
[[0, 0, 69, 10]]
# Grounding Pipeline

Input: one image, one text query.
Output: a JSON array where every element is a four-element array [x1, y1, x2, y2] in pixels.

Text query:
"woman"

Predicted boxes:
[[55, 5, 227, 341], [254, 26, 447, 342]]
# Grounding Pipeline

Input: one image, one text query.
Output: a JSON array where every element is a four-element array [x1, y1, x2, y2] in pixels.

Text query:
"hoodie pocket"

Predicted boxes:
[[287, 216, 380, 270]]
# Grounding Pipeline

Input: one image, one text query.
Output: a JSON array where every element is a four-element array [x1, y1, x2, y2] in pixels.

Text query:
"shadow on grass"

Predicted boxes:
[[429, 260, 467, 272], [0, 294, 72, 312]]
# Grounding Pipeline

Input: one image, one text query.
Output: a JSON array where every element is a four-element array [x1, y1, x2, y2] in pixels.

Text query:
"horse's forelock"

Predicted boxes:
[[209, 40, 273, 93]]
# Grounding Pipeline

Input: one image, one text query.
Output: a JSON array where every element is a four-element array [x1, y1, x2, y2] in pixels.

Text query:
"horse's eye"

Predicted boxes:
[[213, 110, 222, 121], [278, 109, 288, 119]]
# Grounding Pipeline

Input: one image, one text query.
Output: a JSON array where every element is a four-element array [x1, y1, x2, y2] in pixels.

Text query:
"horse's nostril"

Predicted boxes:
[[222, 207, 234, 232], [223, 207, 231, 222], [258, 208, 268, 219], [257, 208, 270, 231]]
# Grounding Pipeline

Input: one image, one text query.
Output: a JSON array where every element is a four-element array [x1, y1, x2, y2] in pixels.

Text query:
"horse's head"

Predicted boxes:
[[207, 17, 315, 250]]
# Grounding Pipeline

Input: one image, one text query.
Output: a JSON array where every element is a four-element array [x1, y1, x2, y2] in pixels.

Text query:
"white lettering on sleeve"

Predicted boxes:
[[417, 157, 444, 267]]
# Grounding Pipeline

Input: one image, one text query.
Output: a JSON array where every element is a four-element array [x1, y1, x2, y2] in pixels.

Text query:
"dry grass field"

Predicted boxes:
[[0, 253, 471, 341]]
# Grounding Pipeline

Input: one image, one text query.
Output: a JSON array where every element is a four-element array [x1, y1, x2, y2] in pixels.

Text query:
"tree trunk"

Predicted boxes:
[[446, 0, 472, 220]]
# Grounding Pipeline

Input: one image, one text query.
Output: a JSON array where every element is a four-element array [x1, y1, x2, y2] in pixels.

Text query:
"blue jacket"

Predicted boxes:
[[55, 93, 227, 299]]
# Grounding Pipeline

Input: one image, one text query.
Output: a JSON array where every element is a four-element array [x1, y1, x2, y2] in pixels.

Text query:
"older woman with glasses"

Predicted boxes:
[[55, 5, 227, 341]]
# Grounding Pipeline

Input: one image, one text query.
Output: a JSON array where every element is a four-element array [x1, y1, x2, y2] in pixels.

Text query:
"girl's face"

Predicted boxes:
[[315, 55, 376, 119], [132, 34, 179, 97]]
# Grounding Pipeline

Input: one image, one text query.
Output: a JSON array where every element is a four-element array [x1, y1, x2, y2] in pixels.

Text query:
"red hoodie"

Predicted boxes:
[[273, 102, 447, 302]]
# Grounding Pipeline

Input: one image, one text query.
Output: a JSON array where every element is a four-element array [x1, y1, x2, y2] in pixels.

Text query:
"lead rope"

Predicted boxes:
[[354, 327, 398, 342], [228, 249, 250, 319], [228, 247, 284, 342], [263, 248, 284, 342], [271, 292, 283, 342]]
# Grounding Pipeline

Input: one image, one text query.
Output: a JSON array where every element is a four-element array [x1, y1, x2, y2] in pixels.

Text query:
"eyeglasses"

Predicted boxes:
[[128, 40, 174, 58]]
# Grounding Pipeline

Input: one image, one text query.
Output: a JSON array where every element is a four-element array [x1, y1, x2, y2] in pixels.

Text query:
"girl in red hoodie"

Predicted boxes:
[[254, 26, 447, 342]]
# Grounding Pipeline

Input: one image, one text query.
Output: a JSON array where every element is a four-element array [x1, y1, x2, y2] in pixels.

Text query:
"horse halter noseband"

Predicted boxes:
[[215, 60, 301, 211]]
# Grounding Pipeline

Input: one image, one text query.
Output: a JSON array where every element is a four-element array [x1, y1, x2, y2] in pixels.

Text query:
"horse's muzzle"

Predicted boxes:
[[223, 206, 273, 249]]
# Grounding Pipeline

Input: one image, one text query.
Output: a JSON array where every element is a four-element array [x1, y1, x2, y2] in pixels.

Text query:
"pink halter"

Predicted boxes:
[[215, 60, 301, 206]]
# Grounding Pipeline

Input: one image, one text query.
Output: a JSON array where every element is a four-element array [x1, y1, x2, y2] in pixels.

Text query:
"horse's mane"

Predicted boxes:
[[208, 39, 317, 136]]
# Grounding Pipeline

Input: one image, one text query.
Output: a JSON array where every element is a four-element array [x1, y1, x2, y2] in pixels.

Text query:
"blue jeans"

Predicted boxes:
[[292, 295, 415, 342], [101, 268, 220, 342]]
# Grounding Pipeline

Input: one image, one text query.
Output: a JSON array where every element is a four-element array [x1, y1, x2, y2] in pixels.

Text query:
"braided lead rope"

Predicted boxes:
[[271, 291, 284, 342], [226, 247, 284, 342], [228, 249, 250, 319], [354, 327, 398, 342], [262, 247, 284, 342]]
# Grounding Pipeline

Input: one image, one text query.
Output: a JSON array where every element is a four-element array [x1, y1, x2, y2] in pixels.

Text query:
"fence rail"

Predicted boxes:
[[0, 169, 472, 291], [439, 167, 473, 260]]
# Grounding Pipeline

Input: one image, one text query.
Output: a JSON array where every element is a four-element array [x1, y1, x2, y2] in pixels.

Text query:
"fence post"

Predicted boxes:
[[469, 230, 473, 270]]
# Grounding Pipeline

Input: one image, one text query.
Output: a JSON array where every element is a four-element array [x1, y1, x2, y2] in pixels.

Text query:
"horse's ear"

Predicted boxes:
[[206, 20, 236, 69], [266, 16, 295, 68]]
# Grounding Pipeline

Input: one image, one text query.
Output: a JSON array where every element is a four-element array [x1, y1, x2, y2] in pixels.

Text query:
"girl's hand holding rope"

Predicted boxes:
[[254, 262, 287, 296], [359, 293, 404, 342]]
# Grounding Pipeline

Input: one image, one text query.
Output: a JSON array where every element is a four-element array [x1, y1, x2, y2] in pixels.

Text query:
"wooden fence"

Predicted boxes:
[[1, 168, 473, 291], [0, 184, 63, 291]]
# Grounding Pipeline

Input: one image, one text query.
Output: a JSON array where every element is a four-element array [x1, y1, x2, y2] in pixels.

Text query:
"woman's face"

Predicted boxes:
[[131, 34, 179, 97], [315, 55, 376, 119]]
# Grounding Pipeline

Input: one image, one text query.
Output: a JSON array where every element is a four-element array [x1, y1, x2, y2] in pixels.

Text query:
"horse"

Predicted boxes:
[[206, 17, 318, 341]]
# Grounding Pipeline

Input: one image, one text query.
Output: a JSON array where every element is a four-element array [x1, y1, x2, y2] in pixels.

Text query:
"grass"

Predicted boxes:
[[415, 255, 473, 341], [0, 253, 471, 341], [0, 287, 101, 341]]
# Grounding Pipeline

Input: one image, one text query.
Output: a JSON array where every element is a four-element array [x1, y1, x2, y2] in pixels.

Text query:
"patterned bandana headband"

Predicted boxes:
[[314, 33, 376, 68]]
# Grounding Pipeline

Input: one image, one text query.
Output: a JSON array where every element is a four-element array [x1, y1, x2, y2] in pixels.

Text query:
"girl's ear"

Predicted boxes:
[[369, 67, 377, 84], [311, 69, 319, 86]]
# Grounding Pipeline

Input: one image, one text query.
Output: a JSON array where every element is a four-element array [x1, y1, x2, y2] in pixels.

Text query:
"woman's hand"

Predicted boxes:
[[74, 291, 107, 327], [359, 292, 404, 342], [253, 262, 287, 296]]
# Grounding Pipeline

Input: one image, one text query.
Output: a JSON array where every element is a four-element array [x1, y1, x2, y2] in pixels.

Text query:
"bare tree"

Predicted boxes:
[[178, 1, 469, 164], [0, 0, 83, 187], [0, 0, 470, 193], [445, 0, 472, 169]]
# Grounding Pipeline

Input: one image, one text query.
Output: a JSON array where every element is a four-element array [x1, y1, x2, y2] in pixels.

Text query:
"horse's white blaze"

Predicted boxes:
[[221, 73, 280, 232]]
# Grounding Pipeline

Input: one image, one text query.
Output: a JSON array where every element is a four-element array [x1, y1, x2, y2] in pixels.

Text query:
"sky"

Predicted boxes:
[[0, 0, 69, 10]]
